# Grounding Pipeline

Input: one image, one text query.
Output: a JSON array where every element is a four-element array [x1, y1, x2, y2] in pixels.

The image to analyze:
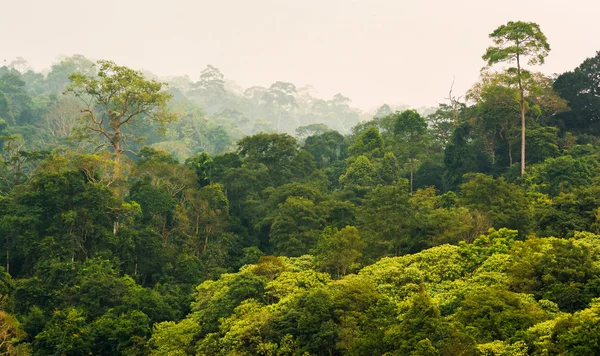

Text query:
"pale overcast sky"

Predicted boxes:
[[2, 0, 599, 109]]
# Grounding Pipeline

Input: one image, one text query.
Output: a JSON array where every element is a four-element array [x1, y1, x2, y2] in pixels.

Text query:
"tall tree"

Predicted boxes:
[[191, 65, 228, 114], [482, 21, 550, 175], [67, 60, 175, 177]]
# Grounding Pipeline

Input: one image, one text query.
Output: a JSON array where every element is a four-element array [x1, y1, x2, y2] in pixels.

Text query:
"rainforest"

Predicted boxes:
[[1, 16, 600, 356]]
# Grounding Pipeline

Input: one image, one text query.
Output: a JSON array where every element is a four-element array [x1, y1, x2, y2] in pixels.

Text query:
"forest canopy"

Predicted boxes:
[[1, 20, 600, 355]]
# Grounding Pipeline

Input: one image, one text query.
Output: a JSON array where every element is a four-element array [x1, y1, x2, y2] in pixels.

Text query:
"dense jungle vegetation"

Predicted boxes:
[[1, 21, 600, 355]]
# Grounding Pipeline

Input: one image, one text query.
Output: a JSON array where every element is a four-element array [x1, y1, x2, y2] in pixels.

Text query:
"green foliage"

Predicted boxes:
[[550, 299, 600, 355], [270, 197, 323, 256], [482, 20, 551, 175], [483, 21, 550, 68], [66, 60, 175, 171], [348, 126, 384, 158], [553, 51, 600, 135], [528, 155, 595, 196], [359, 181, 414, 257], [378, 152, 401, 185], [237, 133, 298, 185], [339, 155, 378, 189], [149, 319, 201, 356], [312, 226, 365, 278], [4, 41, 600, 356], [443, 122, 492, 191], [0, 310, 30, 355], [506, 236, 600, 312], [456, 288, 547, 342], [460, 174, 530, 235], [33, 308, 92, 356]]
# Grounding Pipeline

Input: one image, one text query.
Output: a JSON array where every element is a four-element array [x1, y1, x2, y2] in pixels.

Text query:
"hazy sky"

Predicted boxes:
[[3, 0, 599, 110]]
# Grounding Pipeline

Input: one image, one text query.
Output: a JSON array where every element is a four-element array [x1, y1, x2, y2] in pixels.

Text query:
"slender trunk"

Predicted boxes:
[[113, 129, 121, 178], [508, 140, 513, 166], [6, 248, 9, 275], [203, 233, 209, 253], [195, 215, 201, 257], [14, 147, 22, 186], [452, 100, 459, 127], [516, 54, 525, 175]]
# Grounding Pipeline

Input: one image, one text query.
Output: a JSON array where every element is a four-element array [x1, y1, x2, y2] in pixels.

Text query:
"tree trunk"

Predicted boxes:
[[113, 129, 122, 178], [487, 137, 495, 164], [516, 54, 526, 176]]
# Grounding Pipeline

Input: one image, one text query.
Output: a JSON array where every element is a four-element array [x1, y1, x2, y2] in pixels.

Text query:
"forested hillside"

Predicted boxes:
[[1, 21, 600, 355]]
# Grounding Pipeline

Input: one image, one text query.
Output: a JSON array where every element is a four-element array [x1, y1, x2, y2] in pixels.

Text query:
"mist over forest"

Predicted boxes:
[[2, 54, 431, 162], [2, 17, 600, 356]]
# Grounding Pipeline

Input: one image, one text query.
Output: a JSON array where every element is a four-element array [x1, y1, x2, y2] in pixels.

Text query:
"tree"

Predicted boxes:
[[67, 60, 175, 176], [507, 237, 600, 312], [427, 104, 459, 148], [475, 83, 521, 166], [359, 181, 415, 257], [551, 299, 600, 355], [529, 155, 595, 196], [237, 132, 298, 185], [384, 288, 444, 355], [295, 123, 331, 141], [443, 120, 494, 191], [7, 57, 32, 74], [190, 65, 228, 115], [348, 126, 384, 158], [482, 21, 550, 175], [393, 110, 428, 192], [149, 319, 201, 356], [0, 134, 47, 192], [41, 95, 82, 144], [0, 310, 29, 355], [312, 226, 365, 278], [197, 65, 225, 94], [46, 54, 96, 94], [328, 93, 359, 131], [0, 70, 33, 125], [269, 196, 322, 256], [261, 82, 297, 132], [339, 155, 378, 189], [304, 131, 347, 168], [378, 152, 401, 185], [456, 287, 546, 343], [554, 51, 600, 135], [33, 308, 92, 355], [374, 104, 393, 119], [90, 309, 150, 355], [460, 173, 530, 235]]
